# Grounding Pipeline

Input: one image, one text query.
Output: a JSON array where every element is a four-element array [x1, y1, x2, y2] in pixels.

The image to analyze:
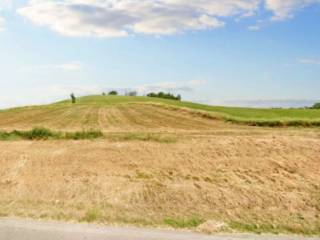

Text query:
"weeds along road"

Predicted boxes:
[[0, 218, 319, 240]]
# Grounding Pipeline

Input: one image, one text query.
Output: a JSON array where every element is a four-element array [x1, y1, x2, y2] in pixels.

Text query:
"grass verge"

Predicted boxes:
[[81, 208, 103, 223], [163, 217, 204, 228], [0, 128, 177, 143], [0, 127, 103, 141], [229, 221, 320, 235], [226, 118, 320, 127], [106, 132, 177, 143]]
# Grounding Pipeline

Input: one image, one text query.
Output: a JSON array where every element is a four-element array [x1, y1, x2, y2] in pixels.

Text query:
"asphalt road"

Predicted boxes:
[[0, 218, 319, 240]]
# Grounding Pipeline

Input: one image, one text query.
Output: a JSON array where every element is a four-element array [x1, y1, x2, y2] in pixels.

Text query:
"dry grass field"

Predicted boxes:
[[0, 96, 320, 235], [0, 104, 225, 132]]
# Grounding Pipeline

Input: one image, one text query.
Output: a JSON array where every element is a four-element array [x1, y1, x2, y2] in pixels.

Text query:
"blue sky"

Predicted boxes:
[[0, 0, 320, 109]]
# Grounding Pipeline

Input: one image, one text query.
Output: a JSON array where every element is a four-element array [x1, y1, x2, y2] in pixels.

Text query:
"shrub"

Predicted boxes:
[[312, 102, 320, 109], [108, 91, 118, 96], [16, 127, 57, 140]]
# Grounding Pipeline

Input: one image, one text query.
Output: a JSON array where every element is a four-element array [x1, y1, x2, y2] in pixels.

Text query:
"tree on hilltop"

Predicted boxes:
[[70, 93, 76, 104]]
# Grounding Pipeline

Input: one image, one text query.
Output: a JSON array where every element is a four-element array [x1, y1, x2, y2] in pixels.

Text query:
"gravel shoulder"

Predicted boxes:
[[1, 218, 319, 240]]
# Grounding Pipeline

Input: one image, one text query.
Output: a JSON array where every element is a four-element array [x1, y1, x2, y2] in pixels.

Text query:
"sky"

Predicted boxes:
[[0, 0, 320, 109]]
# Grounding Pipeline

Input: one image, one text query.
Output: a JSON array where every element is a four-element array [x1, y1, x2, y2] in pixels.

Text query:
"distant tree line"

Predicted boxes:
[[125, 91, 137, 96], [147, 92, 181, 101], [69, 91, 183, 103], [102, 90, 137, 96]]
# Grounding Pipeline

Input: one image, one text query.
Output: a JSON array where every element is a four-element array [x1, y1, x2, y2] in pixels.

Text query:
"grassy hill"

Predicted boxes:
[[0, 95, 319, 131], [57, 95, 320, 121], [0, 95, 320, 235]]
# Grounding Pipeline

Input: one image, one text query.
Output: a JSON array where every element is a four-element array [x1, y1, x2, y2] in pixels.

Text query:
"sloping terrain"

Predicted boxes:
[[0, 102, 225, 132], [0, 96, 320, 235], [0, 95, 320, 131]]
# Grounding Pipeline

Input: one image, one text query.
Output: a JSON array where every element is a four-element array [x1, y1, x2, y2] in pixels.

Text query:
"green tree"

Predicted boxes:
[[312, 102, 320, 109], [70, 93, 76, 104], [108, 91, 118, 95]]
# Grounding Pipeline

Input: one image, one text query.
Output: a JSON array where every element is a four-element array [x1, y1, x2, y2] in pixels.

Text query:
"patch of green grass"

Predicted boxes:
[[0, 131, 19, 140], [65, 130, 103, 140], [0, 127, 60, 140], [82, 208, 102, 223], [14, 127, 60, 140], [106, 133, 177, 143], [0, 128, 103, 141], [163, 217, 204, 229], [135, 171, 153, 179], [226, 118, 320, 127], [229, 221, 320, 235], [0, 128, 178, 142]]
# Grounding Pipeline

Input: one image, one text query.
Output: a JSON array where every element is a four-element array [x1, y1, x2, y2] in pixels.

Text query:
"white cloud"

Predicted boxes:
[[15, 0, 320, 37], [248, 25, 261, 31], [17, 0, 260, 37], [135, 80, 206, 93], [265, 0, 319, 21], [299, 58, 320, 65], [56, 61, 84, 71], [22, 61, 84, 72]]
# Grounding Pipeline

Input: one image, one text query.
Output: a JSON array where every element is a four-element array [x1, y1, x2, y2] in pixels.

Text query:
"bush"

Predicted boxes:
[[312, 102, 320, 109], [108, 91, 118, 96], [15, 127, 57, 140], [147, 92, 181, 101]]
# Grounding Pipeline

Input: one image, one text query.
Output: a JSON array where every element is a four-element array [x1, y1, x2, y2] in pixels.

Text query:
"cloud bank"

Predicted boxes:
[[16, 0, 320, 37]]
